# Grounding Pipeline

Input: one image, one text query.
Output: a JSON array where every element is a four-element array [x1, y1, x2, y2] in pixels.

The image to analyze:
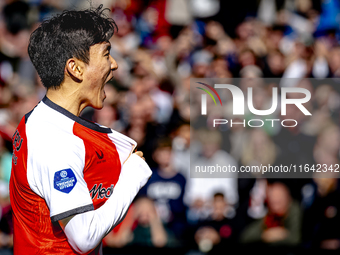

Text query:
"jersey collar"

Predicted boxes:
[[42, 96, 112, 133]]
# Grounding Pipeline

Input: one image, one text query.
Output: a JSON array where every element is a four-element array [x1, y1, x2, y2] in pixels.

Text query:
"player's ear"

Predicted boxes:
[[65, 58, 84, 82]]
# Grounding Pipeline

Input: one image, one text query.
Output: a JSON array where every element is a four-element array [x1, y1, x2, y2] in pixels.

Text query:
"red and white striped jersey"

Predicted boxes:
[[10, 96, 136, 255]]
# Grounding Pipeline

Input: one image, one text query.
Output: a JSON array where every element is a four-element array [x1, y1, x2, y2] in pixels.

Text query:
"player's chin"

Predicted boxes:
[[90, 103, 102, 110], [91, 98, 105, 110]]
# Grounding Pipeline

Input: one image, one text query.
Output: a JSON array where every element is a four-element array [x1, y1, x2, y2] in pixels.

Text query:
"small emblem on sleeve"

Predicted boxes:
[[54, 168, 77, 194]]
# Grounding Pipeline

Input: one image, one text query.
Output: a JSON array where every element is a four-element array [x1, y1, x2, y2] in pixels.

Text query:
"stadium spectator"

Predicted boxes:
[[128, 196, 177, 248], [139, 138, 187, 240], [241, 182, 301, 252], [194, 192, 238, 254], [302, 176, 340, 252]]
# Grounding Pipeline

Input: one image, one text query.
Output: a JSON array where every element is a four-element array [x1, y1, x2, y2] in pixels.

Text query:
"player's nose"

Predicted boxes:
[[110, 55, 118, 71]]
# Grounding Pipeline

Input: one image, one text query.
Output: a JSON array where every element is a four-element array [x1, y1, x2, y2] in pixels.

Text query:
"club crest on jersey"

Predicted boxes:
[[89, 183, 114, 199], [54, 168, 77, 194]]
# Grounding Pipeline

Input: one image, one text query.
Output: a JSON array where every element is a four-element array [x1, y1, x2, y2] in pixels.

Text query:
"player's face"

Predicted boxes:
[[82, 42, 118, 109]]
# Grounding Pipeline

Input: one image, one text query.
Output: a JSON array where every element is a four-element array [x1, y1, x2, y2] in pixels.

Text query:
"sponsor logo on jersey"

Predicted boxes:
[[53, 168, 77, 194], [95, 150, 106, 164], [12, 130, 23, 151], [89, 183, 114, 199], [95, 150, 104, 159]]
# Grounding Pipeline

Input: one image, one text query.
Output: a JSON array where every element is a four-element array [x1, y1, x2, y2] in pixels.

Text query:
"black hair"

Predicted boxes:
[[28, 5, 117, 89], [213, 192, 225, 199]]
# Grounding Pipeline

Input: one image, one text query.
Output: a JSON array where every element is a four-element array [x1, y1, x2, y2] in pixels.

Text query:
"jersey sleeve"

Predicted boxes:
[[27, 135, 94, 222]]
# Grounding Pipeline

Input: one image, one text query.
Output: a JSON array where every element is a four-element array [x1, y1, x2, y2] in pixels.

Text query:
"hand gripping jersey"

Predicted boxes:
[[10, 96, 137, 254]]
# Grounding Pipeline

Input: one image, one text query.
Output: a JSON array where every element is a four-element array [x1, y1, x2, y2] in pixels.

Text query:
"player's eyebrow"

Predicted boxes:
[[103, 43, 111, 53]]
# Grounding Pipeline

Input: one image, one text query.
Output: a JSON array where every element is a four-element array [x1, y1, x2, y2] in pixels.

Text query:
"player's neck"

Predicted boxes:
[[46, 82, 87, 117]]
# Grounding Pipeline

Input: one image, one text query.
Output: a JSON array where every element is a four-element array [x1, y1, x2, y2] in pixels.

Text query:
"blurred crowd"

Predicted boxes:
[[1, 0, 340, 254]]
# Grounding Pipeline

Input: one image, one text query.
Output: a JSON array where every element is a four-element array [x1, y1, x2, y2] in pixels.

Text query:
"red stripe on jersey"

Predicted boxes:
[[73, 122, 121, 209]]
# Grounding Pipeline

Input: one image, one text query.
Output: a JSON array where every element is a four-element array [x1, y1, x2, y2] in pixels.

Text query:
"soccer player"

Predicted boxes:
[[9, 6, 152, 255]]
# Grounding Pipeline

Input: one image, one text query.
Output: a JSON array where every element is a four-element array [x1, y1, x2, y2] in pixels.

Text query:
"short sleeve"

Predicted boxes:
[[27, 134, 94, 222]]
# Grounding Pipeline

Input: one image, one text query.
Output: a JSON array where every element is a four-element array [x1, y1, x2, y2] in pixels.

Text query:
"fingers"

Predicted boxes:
[[134, 151, 145, 161], [134, 151, 143, 157]]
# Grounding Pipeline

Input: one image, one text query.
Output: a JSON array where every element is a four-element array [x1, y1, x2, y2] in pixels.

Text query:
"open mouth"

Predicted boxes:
[[102, 73, 113, 89], [108, 70, 114, 81]]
